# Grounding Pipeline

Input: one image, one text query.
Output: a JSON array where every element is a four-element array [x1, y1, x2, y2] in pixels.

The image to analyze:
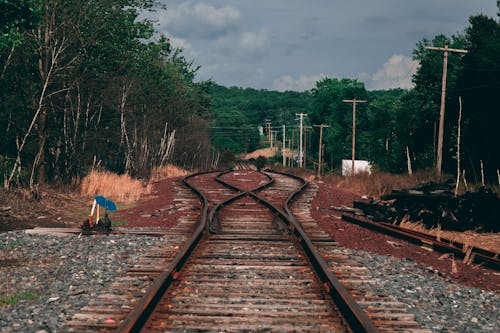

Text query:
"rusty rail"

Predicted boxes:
[[116, 171, 213, 333], [118, 169, 378, 333], [342, 214, 500, 270], [263, 170, 379, 333]]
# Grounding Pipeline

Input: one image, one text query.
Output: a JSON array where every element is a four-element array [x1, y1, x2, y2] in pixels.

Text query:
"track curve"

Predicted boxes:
[[117, 169, 378, 332]]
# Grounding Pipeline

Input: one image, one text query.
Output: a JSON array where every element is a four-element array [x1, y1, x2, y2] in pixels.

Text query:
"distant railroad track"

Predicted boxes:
[[65, 165, 431, 332]]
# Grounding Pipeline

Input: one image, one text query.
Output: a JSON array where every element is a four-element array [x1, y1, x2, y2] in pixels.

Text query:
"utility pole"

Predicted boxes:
[[282, 125, 286, 167], [296, 113, 307, 168], [314, 124, 329, 177], [425, 45, 467, 177], [270, 130, 278, 150], [264, 119, 271, 146], [342, 98, 367, 176], [303, 126, 312, 169]]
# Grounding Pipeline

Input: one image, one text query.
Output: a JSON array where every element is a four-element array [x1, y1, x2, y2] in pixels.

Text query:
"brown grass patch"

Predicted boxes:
[[80, 171, 151, 203], [323, 169, 442, 197], [150, 165, 190, 181]]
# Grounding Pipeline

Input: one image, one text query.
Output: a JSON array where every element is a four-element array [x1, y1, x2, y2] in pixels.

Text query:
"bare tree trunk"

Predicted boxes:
[[0, 42, 16, 82], [406, 146, 413, 176], [7, 39, 64, 188], [455, 97, 462, 196], [462, 170, 468, 191], [480, 160, 485, 187], [119, 81, 134, 174]]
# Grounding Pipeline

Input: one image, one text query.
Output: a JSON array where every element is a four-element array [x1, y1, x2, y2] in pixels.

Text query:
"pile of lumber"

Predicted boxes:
[[352, 183, 500, 232]]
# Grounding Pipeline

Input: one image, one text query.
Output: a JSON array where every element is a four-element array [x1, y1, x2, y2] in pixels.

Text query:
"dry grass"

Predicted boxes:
[[400, 221, 500, 254], [150, 165, 190, 181], [80, 171, 152, 203], [324, 169, 442, 197]]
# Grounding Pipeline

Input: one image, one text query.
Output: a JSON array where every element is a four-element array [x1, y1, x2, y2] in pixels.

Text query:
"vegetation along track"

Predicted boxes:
[[67, 166, 431, 332]]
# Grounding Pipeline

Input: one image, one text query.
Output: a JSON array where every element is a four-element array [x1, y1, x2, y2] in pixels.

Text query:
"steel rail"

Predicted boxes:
[[342, 214, 500, 270], [217, 169, 379, 333], [117, 170, 274, 332], [118, 169, 378, 333], [117, 171, 214, 333], [208, 170, 273, 233], [263, 170, 379, 333]]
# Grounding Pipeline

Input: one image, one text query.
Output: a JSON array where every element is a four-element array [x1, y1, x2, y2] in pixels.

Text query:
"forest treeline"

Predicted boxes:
[[0, 0, 212, 188], [211, 10, 499, 183], [1, 1, 499, 188]]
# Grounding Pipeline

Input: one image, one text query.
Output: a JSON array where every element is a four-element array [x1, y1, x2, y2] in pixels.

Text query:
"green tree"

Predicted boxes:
[[310, 78, 368, 170], [457, 15, 500, 182]]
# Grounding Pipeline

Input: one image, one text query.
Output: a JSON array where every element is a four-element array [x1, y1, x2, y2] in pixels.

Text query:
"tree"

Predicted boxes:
[[310, 78, 368, 170], [1, 0, 212, 187], [458, 15, 500, 182]]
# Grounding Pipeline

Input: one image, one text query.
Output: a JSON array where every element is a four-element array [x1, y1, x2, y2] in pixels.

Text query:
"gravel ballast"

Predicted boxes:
[[0, 231, 164, 332], [0, 230, 498, 332], [346, 247, 499, 332]]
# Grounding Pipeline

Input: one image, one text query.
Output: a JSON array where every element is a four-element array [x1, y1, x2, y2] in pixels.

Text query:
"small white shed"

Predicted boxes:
[[342, 160, 372, 176]]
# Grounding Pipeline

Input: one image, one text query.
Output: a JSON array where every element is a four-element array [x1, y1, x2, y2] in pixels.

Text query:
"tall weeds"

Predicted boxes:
[[150, 165, 190, 181], [80, 171, 151, 203]]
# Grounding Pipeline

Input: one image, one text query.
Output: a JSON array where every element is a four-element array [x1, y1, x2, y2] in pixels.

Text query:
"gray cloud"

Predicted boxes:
[[156, 2, 240, 39], [150, 0, 497, 91]]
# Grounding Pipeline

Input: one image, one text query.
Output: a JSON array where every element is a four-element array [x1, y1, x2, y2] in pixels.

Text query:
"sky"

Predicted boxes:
[[144, 0, 498, 91]]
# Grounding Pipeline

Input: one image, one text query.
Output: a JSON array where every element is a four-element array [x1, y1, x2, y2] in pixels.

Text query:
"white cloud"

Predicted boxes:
[[273, 73, 327, 92], [157, 2, 240, 38], [364, 55, 420, 90], [239, 30, 271, 53]]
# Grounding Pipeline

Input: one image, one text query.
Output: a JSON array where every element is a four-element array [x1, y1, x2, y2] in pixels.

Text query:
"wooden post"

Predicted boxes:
[[295, 113, 307, 168], [343, 99, 367, 176], [304, 126, 311, 169], [425, 45, 468, 177]]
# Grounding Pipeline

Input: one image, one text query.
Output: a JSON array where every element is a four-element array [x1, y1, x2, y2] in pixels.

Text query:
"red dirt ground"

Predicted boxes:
[[115, 177, 198, 228], [3, 175, 497, 292], [310, 181, 500, 292]]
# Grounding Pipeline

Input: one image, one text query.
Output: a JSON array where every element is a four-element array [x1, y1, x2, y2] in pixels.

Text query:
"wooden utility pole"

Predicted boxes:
[[265, 119, 271, 146], [314, 124, 329, 177], [282, 125, 286, 167], [425, 45, 467, 177], [295, 113, 307, 168], [270, 130, 278, 149], [303, 126, 312, 169], [342, 98, 367, 176]]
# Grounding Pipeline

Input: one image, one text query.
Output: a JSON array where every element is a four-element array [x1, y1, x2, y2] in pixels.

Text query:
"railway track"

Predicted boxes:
[[117, 169, 374, 332], [65, 167, 432, 332]]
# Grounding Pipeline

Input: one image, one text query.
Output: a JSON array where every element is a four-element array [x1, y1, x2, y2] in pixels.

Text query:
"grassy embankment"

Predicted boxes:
[[80, 165, 189, 226]]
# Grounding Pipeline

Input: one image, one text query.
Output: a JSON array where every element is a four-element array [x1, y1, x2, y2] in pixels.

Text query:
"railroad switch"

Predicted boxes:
[[82, 195, 117, 232], [82, 213, 112, 232]]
